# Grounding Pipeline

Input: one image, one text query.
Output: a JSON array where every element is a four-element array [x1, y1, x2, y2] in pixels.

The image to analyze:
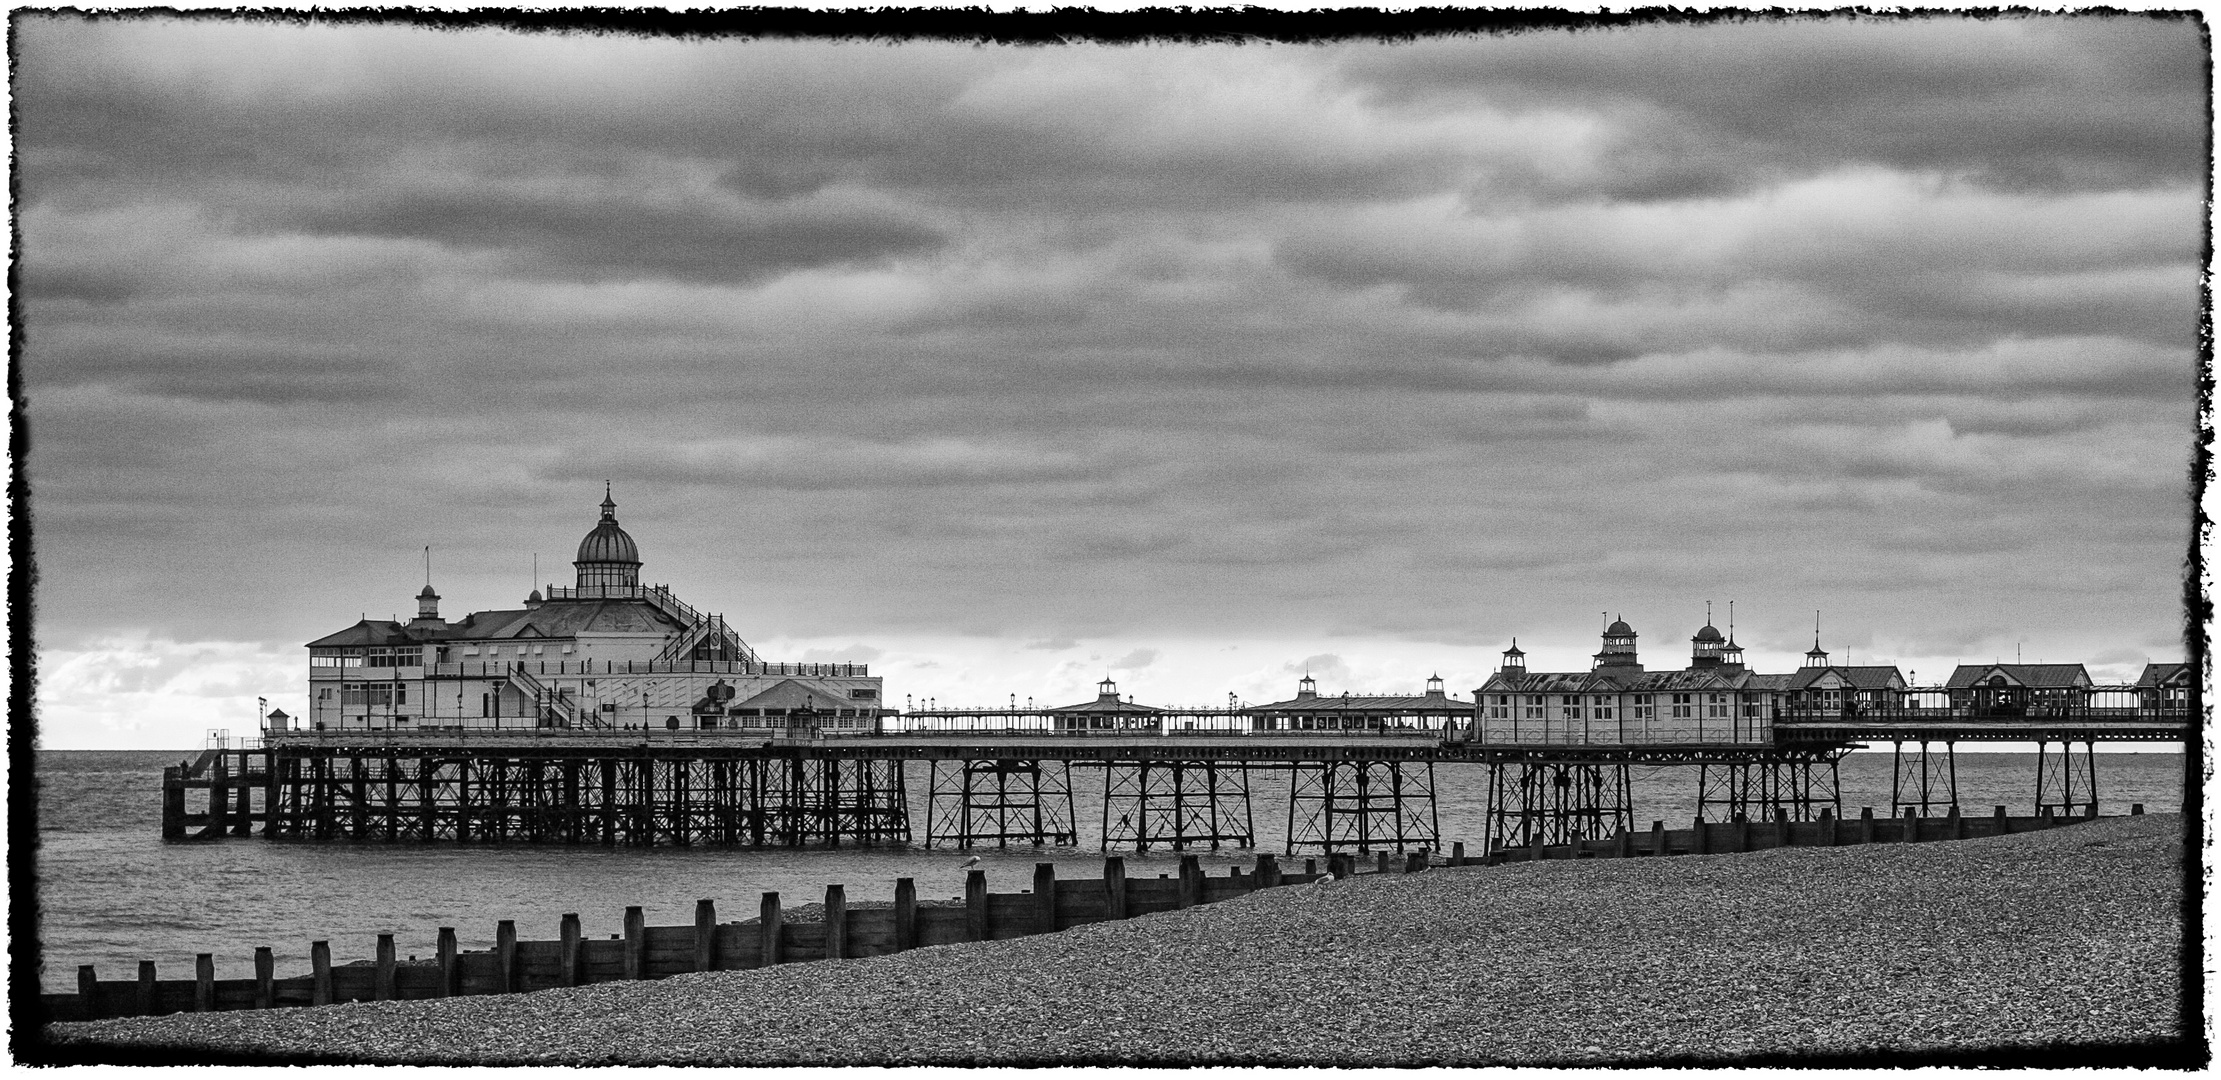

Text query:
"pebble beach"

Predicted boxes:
[[43, 813, 2191, 1066]]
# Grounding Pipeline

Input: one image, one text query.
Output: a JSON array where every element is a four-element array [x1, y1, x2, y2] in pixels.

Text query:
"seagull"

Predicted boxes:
[[1302, 872, 1336, 899], [956, 855, 982, 871]]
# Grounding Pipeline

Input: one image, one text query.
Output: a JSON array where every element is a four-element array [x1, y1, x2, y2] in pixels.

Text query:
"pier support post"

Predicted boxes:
[[1891, 740, 1958, 818], [1482, 758, 1628, 857], [1102, 760, 1255, 851], [1291, 758, 1440, 854], [2035, 740, 2098, 818]]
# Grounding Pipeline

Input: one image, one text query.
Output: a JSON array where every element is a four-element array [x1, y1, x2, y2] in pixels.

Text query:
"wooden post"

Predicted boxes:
[[694, 899, 719, 971], [1405, 850, 1428, 873], [1902, 807, 1919, 843], [495, 920, 517, 993], [1256, 853, 1282, 887], [1733, 813, 1751, 853], [1946, 805, 1965, 841], [1775, 812, 1791, 849], [1032, 864, 1057, 934], [1650, 820, 1668, 857], [1104, 857, 1128, 920], [1376, 851, 1392, 874], [1822, 808, 1840, 847], [1528, 829, 1545, 862], [1177, 855, 1202, 908], [1450, 842, 1466, 867], [136, 961, 157, 1017], [195, 953, 215, 1013], [374, 934, 396, 1001], [623, 906, 646, 979], [255, 946, 275, 1009], [964, 870, 988, 941], [1858, 807, 1874, 845], [78, 965, 100, 1021], [893, 879, 917, 952], [311, 942, 332, 1006], [1304, 858, 1317, 875], [436, 928, 458, 997], [824, 885, 849, 960], [1691, 819, 1708, 856], [760, 893, 784, 966], [2133, 803, 2145, 815], [559, 913, 582, 986], [1613, 827, 1632, 859]]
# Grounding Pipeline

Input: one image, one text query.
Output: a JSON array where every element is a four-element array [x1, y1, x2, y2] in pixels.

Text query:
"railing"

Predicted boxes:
[[414, 660, 870, 678], [1776, 705, 2193, 723]]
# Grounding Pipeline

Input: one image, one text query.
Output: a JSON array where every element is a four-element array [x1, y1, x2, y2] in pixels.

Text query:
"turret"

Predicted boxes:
[[1425, 673, 1445, 698], [1501, 639, 1526, 676], [1296, 674, 1317, 699]]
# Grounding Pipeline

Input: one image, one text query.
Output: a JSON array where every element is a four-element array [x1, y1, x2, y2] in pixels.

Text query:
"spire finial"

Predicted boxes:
[[425, 545, 432, 588]]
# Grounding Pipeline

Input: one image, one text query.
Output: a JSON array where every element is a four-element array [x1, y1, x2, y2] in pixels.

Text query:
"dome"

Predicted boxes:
[[1693, 624, 1724, 642], [1606, 619, 1634, 635], [418, 585, 438, 600], [576, 489, 641, 566]]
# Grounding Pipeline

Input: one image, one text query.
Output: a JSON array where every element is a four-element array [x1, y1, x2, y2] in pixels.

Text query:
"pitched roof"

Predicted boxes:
[[1944, 664, 2092, 689], [1046, 696, 1165, 715], [1247, 692, 1472, 713], [305, 620, 412, 648], [1785, 665, 1905, 691], [733, 679, 852, 713], [2135, 662, 2189, 688]]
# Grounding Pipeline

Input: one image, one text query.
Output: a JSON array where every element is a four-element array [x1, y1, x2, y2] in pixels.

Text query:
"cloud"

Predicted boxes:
[[1109, 648, 1158, 670]]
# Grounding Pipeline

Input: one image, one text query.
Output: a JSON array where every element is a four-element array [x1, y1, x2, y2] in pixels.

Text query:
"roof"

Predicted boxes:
[[576, 492, 641, 566], [1046, 696, 1165, 715], [307, 597, 687, 647], [1692, 624, 1724, 642], [2135, 663, 2189, 688], [733, 679, 852, 713], [1605, 620, 1634, 635], [306, 620, 413, 648], [1481, 668, 1752, 693], [1247, 692, 1472, 713], [1785, 665, 1905, 691], [1944, 664, 2092, 689]]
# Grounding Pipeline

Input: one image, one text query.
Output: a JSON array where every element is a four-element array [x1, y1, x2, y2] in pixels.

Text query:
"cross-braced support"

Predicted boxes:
[[924, 758, 1078, 848], [1483, 760, 1632, 853], [2035, 739, 2098, 817], [1099, 760, 1254, 851], [1285, 759, 1438, 853], [1890, 740, 1958, 816], [1696, 753, 1845, 822]]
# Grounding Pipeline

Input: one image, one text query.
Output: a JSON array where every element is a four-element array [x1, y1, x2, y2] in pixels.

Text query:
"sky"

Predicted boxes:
[[14, 13, 2206, 749]]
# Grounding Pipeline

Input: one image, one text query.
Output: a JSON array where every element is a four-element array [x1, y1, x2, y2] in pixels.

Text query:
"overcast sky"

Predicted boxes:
[[17, 14, 2204, 748]]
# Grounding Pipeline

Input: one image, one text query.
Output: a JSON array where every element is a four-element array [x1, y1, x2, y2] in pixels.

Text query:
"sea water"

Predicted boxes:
[[30, 748, 2191, 992]]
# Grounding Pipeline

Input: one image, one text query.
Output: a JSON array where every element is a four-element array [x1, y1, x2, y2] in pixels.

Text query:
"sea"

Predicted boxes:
[[29, 748, 2194, 993]]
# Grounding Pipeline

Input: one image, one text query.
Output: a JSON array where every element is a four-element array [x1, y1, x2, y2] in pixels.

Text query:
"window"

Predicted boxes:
[[311, 649, 364, 668], [1487, 694, 1509, 720], [1670, 693, 1693, 720], [1523, 696, 1544, 721], [1706, 693, 1728, 720], [849, 688, 878, 700], [1632, 694, 1653, 721], [1559, 695, 1583, 722], [342, 684, 400, 707], [366, 647, 418, 668], [1593, 698, 1614, 721]]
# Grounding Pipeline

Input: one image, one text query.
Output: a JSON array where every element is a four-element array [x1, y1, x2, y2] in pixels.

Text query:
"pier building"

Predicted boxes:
[[299, 488, 884, 734]]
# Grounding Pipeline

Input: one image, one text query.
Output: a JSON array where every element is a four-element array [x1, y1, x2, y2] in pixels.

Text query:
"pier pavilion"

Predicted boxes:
[[299, 488, 884, 735]]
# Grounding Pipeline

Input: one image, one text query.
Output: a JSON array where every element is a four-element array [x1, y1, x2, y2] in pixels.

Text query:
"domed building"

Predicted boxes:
[[299, 489, 884, 734]]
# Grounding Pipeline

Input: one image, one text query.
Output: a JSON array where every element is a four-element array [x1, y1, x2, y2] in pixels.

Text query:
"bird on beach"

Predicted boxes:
[[956, 855, 982, 871], [1301, 872, 1335, 899]]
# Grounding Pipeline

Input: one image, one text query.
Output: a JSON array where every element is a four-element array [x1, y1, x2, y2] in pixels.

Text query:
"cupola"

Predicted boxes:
[[1296, 674, 1317, 699], [574, 482, 643, 591], [1097, 677, 1120, 703], [1593, 615, 1642, 673], [1425, 673, 1445, 697], [1501, 639, 1526, 675]]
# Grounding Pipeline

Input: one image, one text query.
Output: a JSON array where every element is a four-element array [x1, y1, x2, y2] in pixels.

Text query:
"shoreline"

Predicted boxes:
[[38, 813, 2192, 1066]]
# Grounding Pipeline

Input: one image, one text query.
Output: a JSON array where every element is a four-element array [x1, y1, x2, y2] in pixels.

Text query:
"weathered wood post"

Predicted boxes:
[[1691, 818, 1709, 856], [2132, 803, 2145, 815], [436, 929, 458, 997], [1256, 853, 1282, 887], [1902, 807, 1920, 844], [311, 941, 333, 1006], [136, 960, 157, 1017], [1732, 812, 1751, 853], [78, 965, 100, 1021], [1821, 807, 1839, 847], [1528, 828, 1545, 863], [161, 767, 186, 840], [1176, 855, 1203, 909], [623, 906, 646, 979], [495, 920, 518, 993], [893, 878, 918, 952], [255, 946, 276, 1008], [823, 885, 849, 960], [1858, 807, 1874, 845], [1992, 805, 2008, 836], [1451, 842, 1466, 867], [558, 914, 583, 986], [1032, 864, 1057, 934], [1650, 820, 1668, 857], [1376, 851, 1392, 873], [195, 954, 215, 1012], [964, 870, 988, 941], [694, 899, 719, 972], [1104, 857, 1129, 920], [374, 934, 397, 1000], [760, 893, 784, 966], [1946, 805, 1965, 841], [1612, 827, 1632, 859], [1405, 850, 1429, 873], [1304, 858, 1317, 875]]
